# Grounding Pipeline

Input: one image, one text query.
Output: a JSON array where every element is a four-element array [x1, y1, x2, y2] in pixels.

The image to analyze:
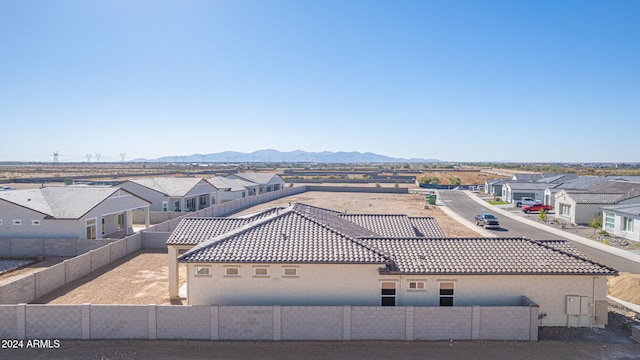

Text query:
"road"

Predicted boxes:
[[437, 190, 640, 274]]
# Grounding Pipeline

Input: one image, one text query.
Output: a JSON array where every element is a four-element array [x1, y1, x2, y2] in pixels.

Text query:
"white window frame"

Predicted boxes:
[[31, 220, 41, 226], [86, 218, 97, 240], [224, 267, 240, 277], [13, 219, 22, 226], [282, 267, 298, 277], [162, 201, 169, 212], [623, 217, 634, 232], [407, 280, 426, 291], [381, 281, 397, 306], [605, 213, 615, 229], [439, 281, 455, 306], [117, 213, 125, 230], [195, 266, 211, 276], [253, 267, 269, 277]]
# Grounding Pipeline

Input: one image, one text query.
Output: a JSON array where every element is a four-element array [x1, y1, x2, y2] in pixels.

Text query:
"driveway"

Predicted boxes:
[[436, 190, 640, 274]]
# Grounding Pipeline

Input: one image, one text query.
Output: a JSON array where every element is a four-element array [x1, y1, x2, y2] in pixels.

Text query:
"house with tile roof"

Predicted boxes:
[[601, 203, 640, 242], [119, 177, 219, 212], [0, 186, 150, 239], [228, 172, 286, 195], [205, 176, 251, 202], [169, 203, 615, 328], [554, 180, 640, 225]]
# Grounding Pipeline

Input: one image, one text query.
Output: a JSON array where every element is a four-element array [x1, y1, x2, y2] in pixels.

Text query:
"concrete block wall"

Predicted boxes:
[[351, 307, 407, 340], [0, 276, 35, 304], [1, 304, 538, 341], [413, 307, 473, 340], [0, 305, 17, 338], [0, 238, 115, 257], [141, 231, 171, 249], [90, 305, 149, 339], [90, 246, 111, 272], [109, 238, 127, 260], [218, 306, 274, 340], [156, 305, 211, 340], [25, 305, 82, 339], [480, 307, 532, 340], [280, 306, 343, 340], [64, 253, 91, 283], [34, 262, 66, 299]]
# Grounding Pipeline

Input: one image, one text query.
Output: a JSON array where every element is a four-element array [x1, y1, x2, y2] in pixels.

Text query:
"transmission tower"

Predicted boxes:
[[86, 154, 92, 162], [95, 153, 101, 162], [53, 151, 59, 164], [120, 153, 126, 162]]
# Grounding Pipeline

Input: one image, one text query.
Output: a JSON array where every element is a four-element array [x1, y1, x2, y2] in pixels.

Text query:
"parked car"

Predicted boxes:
[[474, 213, 500, 229], [522, 203, 553, 213], [514, 197, 539, 207]]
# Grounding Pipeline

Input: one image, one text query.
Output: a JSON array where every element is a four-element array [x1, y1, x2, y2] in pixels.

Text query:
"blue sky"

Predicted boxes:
[[1, 0, 638, 163]]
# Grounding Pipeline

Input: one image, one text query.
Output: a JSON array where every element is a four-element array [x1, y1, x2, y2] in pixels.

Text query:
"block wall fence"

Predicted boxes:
[[0, 303, 539, 341]]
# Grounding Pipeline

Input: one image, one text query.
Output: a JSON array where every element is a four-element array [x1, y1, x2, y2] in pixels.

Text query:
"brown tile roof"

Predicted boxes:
[[362, 237, 616, 275], [174, 203, 616, 276]]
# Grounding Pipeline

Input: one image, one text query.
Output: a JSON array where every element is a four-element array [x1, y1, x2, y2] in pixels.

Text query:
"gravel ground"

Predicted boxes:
[[0, 258, 36, 274]]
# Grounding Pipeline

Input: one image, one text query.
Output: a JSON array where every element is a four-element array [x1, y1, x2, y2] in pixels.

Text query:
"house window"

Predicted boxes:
[[102, 218, 106, 235], [283, 268, 298, 277], [162, 201, 169, 212], [439, 282, 455, 306], [274, 184, 281, 191], [195, 267, 210, 276], [225, 267, 239, 276], [381, 282, 397, 306], [559, 204, 571, 216], [13, 219, 22, 226], [605, 213, 615, 229], [254, 267, 269, 277], [623, 217, 634, 232], [86, 219, 97, 239], [31, 220, 41, 226], [117, 213, 125, 230], [174, 201, 181, 212], [186, 198, 196, 211], [199, 195, 208, 208], [408, 281, 426, 291]]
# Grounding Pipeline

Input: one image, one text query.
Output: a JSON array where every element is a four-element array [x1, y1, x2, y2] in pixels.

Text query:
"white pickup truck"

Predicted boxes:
[[513, 197, 539, 207]]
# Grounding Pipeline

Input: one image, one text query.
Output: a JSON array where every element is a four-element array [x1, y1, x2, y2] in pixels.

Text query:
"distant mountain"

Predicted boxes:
[[134, 149, 441, 163]]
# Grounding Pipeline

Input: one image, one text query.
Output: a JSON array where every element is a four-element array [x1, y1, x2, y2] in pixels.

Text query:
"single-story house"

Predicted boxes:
[[119, 177, 218, 212], [543, 176, 612, 207], [601, 203, 640, 242], [171, 203, 615, 328], [228, 172, 286, 194], [502, 182, 553, 204], [205, 177, 250, 203], [484, 178, 509, 197], [0, 186, 150, 239], [555, 180, 640, 225]]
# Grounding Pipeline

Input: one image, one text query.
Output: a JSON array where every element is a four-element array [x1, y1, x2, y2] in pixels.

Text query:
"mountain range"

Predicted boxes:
[[134, 149, 441, 163]]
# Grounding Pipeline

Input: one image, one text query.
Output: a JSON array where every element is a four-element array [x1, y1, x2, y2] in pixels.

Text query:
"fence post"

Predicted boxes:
[[16, 303, 26, 340], [82, 303, 91, 339]]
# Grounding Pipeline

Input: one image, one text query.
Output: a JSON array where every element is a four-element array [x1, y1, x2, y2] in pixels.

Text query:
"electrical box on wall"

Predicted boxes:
[[580, 296, 590, 315], [566, 295, 581, 315]]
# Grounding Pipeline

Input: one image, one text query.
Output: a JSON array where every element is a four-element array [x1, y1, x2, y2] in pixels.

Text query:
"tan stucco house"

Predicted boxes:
[[0, 186, 150, 239], [168, 203, 615, 328]]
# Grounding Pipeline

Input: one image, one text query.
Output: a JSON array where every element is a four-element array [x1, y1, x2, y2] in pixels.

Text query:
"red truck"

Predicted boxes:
[[522, 203, 553, 213]]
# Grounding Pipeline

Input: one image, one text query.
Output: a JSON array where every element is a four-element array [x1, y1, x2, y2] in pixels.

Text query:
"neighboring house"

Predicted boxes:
[[170, 203, 615, 328], [228, 172, 286, 194], [543, 176, 611, 207], [601, 203, 640, 242], [484, 178, 509, 197], [205, 177, 250, 203], [119, 178, 218, 212], [554, 181, 640, 225], [0, 186, 150, 239], [502, 182, 553, 204]]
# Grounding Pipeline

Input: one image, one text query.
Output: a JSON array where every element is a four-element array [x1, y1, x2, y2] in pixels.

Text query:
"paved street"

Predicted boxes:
[[437, 190, 640, 274]]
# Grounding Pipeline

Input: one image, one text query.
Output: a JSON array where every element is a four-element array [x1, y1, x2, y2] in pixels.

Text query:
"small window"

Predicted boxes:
[[623, 217, 634, 232], [225, 267, 239, 276], [13, 219, 22, 226], [605, 213, 615, 229], [381, 282, 397, 306], [196, 267, 210, 276], [31, 220, 41, 226], [254, 267, 269, 277], [283, 268, 297, 277], [117, 213, 125, 230], [439, 282, 455, 306], [408, 281, 426, 291]]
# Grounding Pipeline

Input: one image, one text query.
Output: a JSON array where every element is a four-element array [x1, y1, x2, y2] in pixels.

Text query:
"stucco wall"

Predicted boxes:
[[185, 264, 607, 328], [0, 303, 539, 341]]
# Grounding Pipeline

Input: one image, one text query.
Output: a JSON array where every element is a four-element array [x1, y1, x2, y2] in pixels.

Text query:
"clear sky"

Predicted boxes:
[[1, 0, 638, 163]]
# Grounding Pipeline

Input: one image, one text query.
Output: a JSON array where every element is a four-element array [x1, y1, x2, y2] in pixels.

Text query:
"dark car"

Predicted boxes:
[[474, 213, 500, 229], [522, 203, 553, 213]]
